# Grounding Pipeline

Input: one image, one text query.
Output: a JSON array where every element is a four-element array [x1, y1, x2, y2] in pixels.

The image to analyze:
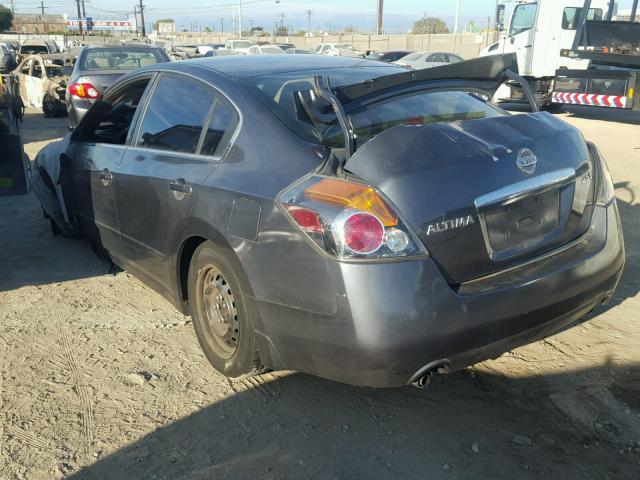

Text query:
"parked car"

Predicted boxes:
[[33, 55, 624, 388], [366, 50, 413, 63], [174, 44, 213, 58], [246, 44, 285, 55], [0, 43, 17, 73], [284, 48, 313, 55], [223, 39, 256, 54], [314, 43, 364, 58], [19, 39, 55, 58], [207, 43, 225, 50], [12, 55, 71, 116], [66, 43, 170, 128], [394, 51, 464, 70], [274, 43, 296, 51]]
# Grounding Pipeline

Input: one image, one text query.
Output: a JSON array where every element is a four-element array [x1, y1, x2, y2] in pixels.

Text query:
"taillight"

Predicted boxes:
[[68, 82, 100, 99], [278, 175, 425, 260]]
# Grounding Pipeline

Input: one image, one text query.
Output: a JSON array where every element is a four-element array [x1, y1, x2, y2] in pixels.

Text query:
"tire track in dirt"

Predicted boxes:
[[5, 425, 62, 454], [61, 332, 95, 456]]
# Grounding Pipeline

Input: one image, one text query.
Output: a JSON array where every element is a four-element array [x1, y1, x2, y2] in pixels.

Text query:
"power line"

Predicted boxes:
[[39, 1, 50, 15]]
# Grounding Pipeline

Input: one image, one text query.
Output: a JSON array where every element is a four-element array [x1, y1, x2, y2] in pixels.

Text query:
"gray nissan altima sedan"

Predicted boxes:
[[33, 54, 624, 388]]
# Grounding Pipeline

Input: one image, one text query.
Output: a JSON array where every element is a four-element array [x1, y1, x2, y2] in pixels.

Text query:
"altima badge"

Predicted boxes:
[[517, 148, 537, 175]]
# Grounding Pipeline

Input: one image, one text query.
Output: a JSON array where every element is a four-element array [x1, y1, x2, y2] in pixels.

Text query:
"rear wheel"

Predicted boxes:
[[188, 241, 264, 378]]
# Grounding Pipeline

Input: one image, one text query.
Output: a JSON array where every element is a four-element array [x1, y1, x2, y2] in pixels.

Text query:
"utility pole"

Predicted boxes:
[[305, 9, 313, 33], [376, 0, 383, 35], [278, 12, 286, 35], [454, 0, 460, 34], [10, 0, 15, 16], [238, 0, 243, 37], [138, 0, 146, 36], [39, 1, 49, 15], [75, 0, 84, 38], [219, 17, 224, 33], [81, 0, 86, 19]]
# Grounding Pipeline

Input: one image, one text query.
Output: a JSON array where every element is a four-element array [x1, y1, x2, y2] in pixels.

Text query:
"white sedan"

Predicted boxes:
[[393, 51, 464, 70], [246, 44, 286, 55]]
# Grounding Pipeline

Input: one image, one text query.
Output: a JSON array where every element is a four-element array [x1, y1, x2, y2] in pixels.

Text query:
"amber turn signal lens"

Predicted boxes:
[[304, 178, 398, 227]]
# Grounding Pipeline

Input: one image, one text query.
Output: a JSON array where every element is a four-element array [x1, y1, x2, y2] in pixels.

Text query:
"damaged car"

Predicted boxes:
[[12, 54, 70, 117], [33, 54, 624, 388]]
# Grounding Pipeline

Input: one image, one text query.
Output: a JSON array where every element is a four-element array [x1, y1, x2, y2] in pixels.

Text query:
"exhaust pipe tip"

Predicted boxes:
[[412, 371, 432, 389], [408, 360, 452, 389]]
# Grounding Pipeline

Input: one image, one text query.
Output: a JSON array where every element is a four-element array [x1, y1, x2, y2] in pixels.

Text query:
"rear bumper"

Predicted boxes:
[[552, 68, 639, 110], [253, 204, 624, 387]]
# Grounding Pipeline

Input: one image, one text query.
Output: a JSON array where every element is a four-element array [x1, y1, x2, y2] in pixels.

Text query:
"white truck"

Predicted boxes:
[[480, 0, 611, 109]]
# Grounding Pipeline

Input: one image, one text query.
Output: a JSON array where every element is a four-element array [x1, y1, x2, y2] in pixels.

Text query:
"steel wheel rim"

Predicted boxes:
[[198, 265, 240, 358]]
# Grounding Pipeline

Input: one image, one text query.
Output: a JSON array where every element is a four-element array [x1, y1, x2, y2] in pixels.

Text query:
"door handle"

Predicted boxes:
[[169, 180, 193, 195], [98, 169, 113, 186]]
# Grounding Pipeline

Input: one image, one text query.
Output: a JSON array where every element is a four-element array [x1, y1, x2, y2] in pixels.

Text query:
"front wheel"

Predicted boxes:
[[188, 241, 264, 378]]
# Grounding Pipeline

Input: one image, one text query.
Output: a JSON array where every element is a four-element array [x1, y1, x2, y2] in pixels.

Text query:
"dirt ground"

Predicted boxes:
[[1, 107, 639, 479]]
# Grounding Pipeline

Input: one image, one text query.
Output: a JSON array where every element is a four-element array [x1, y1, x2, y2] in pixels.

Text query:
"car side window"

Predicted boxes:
[[447, 54, 463, 63], [428, 53, 447, 63], [200, 96, 239, 157], [135, 74, 215, 155], [73, 78, 151, 145]]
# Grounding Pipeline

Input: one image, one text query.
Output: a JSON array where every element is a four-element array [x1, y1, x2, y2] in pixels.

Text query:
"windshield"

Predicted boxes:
[[240, 66, 503, 146], [509, 3, 538, 36], [233, 41, 253, 49], [21, 45, 48, 54], [325, 91, 502, 147], [81, 48, 164, 71]]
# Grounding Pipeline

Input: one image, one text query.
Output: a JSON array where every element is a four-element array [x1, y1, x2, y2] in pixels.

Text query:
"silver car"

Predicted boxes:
[[66, 43, 170, 128], [394, 51, 464, 70]]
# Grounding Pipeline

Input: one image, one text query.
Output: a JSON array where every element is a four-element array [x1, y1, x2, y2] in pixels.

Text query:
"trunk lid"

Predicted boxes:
[[344, 112, 596, 284]]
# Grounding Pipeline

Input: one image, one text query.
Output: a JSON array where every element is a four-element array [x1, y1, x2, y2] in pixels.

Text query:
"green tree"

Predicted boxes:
[[204, 26, 212, 32], [466, 20, 481, 33], [0, 5, 14, 32], [411, 17, 449, 34]]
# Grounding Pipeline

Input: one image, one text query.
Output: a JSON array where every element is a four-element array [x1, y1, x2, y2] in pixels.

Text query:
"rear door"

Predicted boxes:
[[62, 75, 154, 260], [114, 72, 239, 291]]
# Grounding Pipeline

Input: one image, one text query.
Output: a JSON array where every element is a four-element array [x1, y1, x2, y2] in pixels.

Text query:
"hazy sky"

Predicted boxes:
[[8, 0, 638, 33]]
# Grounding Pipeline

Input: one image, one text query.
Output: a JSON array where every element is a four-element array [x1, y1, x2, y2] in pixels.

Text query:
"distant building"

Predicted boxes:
[[12, 14, 66, 34], [156, 20, 176, 34]]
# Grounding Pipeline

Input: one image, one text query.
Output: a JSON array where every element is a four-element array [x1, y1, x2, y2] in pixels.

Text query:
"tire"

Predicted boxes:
[[543, 102, 564, 113], [42, 94, 66, 118], [188, 241, 264, 378]]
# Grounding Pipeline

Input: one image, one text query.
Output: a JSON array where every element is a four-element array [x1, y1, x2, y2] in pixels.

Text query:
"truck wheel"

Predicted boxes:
[[543, 102, 564, 113], [188, 241, 265, 378]]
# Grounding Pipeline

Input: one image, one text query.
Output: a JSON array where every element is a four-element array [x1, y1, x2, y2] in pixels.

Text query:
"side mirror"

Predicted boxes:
[[509, 36, 515, 44]]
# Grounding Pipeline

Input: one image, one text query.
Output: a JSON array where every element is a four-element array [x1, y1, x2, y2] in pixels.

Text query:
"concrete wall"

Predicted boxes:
[[161, 32, 495, 59]]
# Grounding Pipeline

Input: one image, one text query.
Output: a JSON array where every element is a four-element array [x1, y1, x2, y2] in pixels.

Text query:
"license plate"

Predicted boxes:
[[481, 188, 560, 255]]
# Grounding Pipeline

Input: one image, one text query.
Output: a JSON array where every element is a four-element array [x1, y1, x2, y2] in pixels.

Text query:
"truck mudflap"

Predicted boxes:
[[552, 68, 639, 110]]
